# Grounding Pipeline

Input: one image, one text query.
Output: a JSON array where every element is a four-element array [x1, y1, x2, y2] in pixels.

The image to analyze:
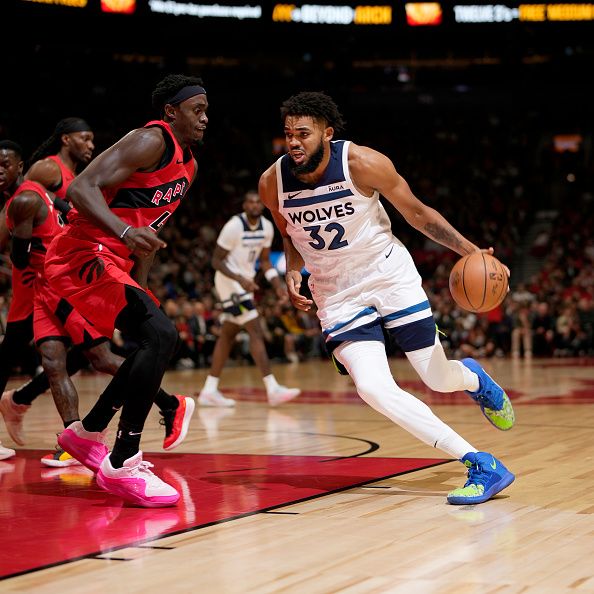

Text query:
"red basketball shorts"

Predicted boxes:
[[34, 276, 106, 348], [45, 233, 143, 337], [7, 267, 36, 323]]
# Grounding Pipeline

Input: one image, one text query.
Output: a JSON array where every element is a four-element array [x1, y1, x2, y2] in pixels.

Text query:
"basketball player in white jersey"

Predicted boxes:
[[259, 92, 515, 505], [198, 191, 301, 407]]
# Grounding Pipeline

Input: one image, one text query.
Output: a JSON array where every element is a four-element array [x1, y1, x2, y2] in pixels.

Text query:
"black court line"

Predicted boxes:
[[200, 433, 380, 475], [207, 467, 268, 474], [361, 486, 392, 489], [261, 511, 300, 515], [203, 430, 380, 463]]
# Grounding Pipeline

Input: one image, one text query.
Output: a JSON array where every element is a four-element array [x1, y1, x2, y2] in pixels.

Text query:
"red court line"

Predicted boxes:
[[219, 385, 526, 405], [222, 377, 594, 406], [0, 451, 448, 579]]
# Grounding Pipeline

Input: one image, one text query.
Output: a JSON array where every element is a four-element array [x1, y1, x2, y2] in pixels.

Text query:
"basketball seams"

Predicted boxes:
[[450, 252, 508, 313], [477, 252, 487, 312], [493, 259, 508, 309], [461, 255, 474, 310]]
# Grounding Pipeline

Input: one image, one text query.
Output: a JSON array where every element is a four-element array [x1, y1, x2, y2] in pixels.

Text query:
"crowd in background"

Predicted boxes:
[[1, 59, 593, 373]]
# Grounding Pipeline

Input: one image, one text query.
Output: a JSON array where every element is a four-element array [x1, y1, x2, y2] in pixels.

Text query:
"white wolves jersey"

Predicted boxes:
[[276, 140, 434, 354], [276, 140, 393, 294], [215, 212, 274, 281]]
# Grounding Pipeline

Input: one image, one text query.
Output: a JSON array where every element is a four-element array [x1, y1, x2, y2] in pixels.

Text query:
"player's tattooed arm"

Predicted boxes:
[[350, 146, 480, 257], [423, 222, 466, 253]]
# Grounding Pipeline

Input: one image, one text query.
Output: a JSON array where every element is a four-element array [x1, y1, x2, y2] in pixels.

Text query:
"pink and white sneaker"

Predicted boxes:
[[0, 390, 30, 446], [0, 442, 16, 461], [96, 451, 180, 508], [57, 421, 109, 473]]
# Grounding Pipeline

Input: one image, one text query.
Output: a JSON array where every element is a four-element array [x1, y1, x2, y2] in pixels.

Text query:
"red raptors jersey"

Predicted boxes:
[[67, 121, 196, 258], [46, 155, 76, 200], [6, 180, 63, 277]]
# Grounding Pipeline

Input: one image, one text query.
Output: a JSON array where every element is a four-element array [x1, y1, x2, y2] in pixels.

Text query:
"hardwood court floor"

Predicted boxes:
[[1, 356, 594, 593]]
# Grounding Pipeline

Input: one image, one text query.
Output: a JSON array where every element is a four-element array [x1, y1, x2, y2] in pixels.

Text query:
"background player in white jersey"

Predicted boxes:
[[198, 191, 301, 407], [259, 91, 515, 505]]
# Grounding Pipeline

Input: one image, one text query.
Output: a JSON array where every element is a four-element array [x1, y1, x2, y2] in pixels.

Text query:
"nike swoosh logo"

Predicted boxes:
[[176, 159, 183, 164], [490, 458, 497, 469], [385, 246, 394, 259], [288, 191, 302, 199]]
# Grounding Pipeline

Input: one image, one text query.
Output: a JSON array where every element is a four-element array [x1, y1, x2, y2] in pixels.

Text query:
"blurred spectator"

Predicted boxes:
[[531, 301, 555, 357], [510, 301, 533, 359]]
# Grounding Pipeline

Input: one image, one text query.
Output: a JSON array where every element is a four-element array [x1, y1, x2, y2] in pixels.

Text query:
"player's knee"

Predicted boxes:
[[417, 364, 460, 393], [421, 373, 448, 393], [354, 376, 388, 404], [40, 346, 68, 378], [163, 323, 179, 355], [87, 350, 121, 376], [154, 316, 178, 360]]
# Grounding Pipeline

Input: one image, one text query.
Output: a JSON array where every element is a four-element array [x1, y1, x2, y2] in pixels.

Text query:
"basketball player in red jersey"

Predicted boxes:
[[26, 117, 95, 209], [0, 120, 94, 451], [0, 140, 194, 463], [45, 74, 207, 507], [0, 141, 35, 459]]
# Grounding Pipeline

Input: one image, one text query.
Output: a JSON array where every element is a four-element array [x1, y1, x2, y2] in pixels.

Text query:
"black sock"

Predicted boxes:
[[110, 421, 142, 468], [154, 389, 179, 412], [82, 356, 134, 432], [83, 398, 121, 433], [63, 418, 79, 429], [13, 375, 49, 405]]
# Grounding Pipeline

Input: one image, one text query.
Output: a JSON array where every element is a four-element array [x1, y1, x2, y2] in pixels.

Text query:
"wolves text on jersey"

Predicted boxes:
[[287, 202, 354, 225]]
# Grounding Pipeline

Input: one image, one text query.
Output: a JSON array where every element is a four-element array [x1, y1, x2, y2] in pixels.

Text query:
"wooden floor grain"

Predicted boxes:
[[2, 356, 594, 594]]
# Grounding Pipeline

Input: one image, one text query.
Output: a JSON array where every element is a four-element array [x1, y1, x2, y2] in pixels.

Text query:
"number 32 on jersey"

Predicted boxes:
[[304, 222, 348, 250]]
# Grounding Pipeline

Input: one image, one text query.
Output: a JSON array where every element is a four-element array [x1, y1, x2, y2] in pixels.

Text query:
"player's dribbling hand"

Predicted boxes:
[[124, 226, 167, 257], [286, 270, 313, 311], [480, 246, 511, 282]]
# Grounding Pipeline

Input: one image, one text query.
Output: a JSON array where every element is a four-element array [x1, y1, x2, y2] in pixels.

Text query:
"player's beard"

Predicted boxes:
[[288, 140, 325, 175]]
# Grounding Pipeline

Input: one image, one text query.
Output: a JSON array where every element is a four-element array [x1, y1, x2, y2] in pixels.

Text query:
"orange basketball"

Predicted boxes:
[[448, 252, 509, 313]]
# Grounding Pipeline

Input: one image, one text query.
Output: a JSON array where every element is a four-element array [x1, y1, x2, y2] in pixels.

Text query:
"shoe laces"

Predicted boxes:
[[464, 461, 490, 489], [130, 459, 163, 487], [129, 458, 154, 476], [478, 385, 503, 409], [159, 409, 175, 437]]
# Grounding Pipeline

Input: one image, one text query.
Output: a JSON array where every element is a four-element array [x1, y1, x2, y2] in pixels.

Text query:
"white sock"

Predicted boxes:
[[203, 375, 220, 393], [405, 336, 480, 393], [263, 374, 279, 395], [335, 341, 476, 459], [435, 434, 477, 460]]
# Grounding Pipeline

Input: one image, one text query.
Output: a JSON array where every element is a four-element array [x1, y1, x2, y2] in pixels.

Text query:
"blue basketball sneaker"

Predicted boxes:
[[461, 358, 515, 431], [447, 452, 515, 505]]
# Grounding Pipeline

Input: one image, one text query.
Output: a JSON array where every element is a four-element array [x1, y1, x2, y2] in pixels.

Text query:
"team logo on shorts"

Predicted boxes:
[[78, 257, 105, 284]]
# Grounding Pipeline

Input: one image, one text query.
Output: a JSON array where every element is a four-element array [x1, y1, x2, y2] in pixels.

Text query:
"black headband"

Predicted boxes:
[[58, 119, 92, 134], [166, 85, 207, 106]]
